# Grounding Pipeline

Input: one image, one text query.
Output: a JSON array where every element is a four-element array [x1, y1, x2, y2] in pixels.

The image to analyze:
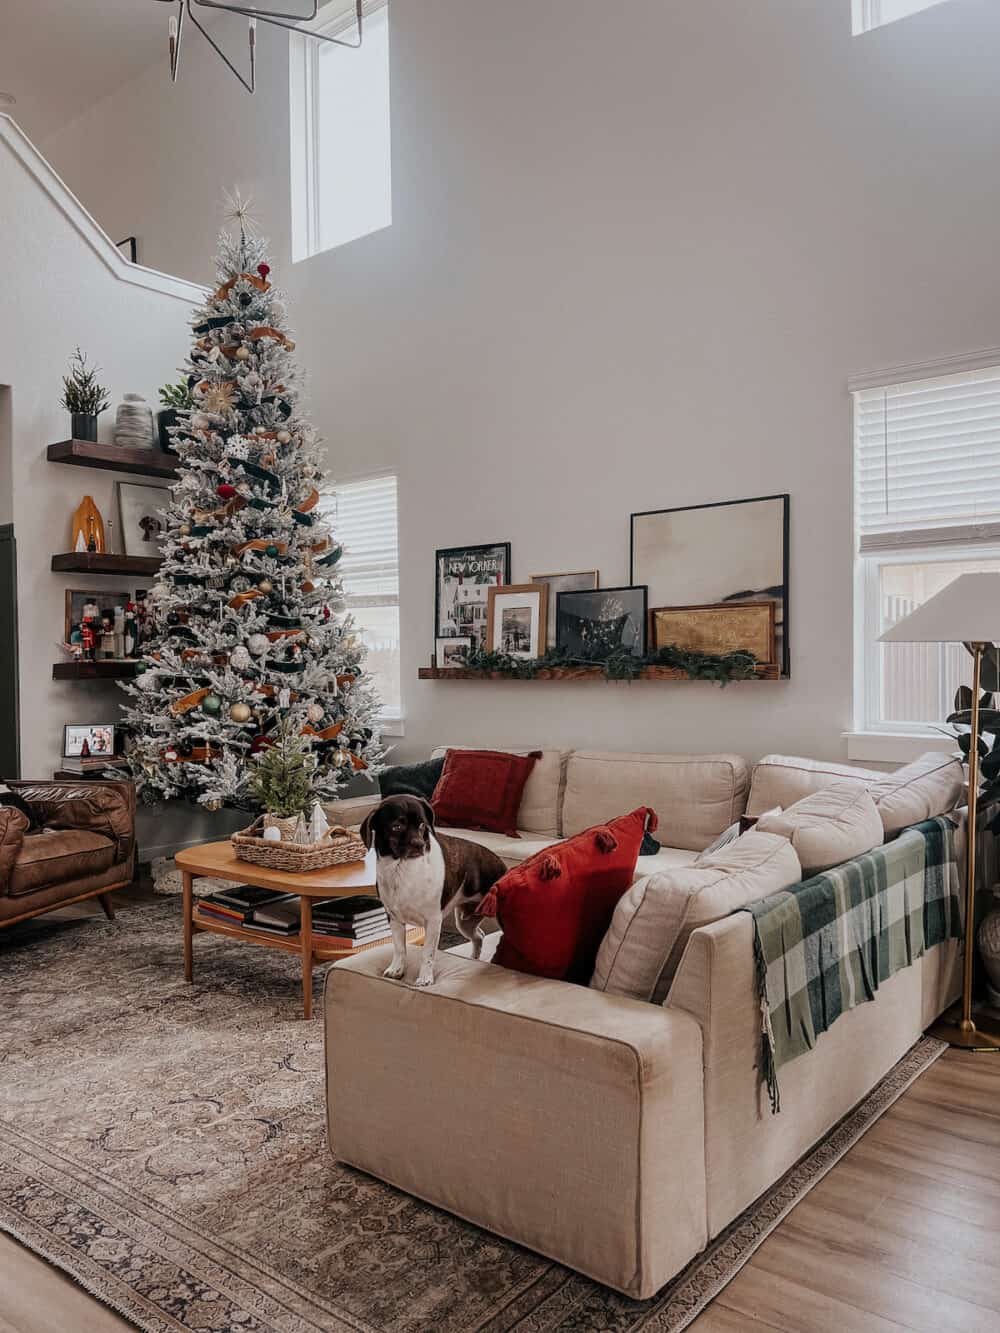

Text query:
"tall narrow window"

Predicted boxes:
[[852, 0, 950, 36], [319, 473, 400, 722], [853, 362, 1000, 733], [290, 1, 391, 261]]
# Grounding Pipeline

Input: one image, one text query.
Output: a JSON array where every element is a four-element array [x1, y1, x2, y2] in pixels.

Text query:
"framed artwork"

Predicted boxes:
[[64, 589, 130, 640], [556, 586, 647, 659], [529, 570, 599, 648], [435, 636, 472, 669], [63, 723, 117, 759], [631, 494, 790, 676], [435, 542, 511, 650], [487, 584, 548, 659], [117, 482, 169, 557], [650, 601, 776, 666]]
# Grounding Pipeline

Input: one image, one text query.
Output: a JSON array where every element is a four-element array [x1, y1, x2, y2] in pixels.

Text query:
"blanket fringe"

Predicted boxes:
[[752, 920, 780, 1115]]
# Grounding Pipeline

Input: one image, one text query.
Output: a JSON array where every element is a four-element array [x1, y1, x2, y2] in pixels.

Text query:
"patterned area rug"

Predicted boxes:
[[0, 902, 945, 1333]]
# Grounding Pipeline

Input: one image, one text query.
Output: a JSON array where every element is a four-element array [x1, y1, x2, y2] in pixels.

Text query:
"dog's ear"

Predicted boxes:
[[359, 808, 377, 849], [417, 797, 436, 828]]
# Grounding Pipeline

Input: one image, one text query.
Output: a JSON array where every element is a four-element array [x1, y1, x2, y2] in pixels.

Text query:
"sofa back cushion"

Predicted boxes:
[[431, 746, 565, 837], [755, 784, 883, 875], [746, 755, 883, 818], [591, 830, 801, 1002], [868, 752, 965, 835], [562, 751, 749, 852]]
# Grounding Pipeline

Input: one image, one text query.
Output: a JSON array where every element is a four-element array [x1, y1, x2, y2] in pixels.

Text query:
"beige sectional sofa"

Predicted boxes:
[[324, 747, 964, 1299]]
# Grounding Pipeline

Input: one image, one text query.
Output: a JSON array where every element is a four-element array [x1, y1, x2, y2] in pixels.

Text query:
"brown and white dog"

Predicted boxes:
[[359, 794, 507, 987]]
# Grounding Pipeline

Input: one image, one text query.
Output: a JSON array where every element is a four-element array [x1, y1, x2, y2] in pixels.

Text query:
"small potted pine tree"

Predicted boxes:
[[156, 379, 193, 453], [61, 348, 111, 442]]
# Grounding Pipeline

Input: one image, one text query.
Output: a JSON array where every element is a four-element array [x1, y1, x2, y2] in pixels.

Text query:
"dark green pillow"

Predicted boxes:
[[0, 788, 37, 829], [378, 757, 446, 802], [639, 830, 661, 855]]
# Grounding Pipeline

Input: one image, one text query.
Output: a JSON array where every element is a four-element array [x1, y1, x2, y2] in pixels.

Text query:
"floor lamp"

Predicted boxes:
[[880, 571, 1000, 1051]]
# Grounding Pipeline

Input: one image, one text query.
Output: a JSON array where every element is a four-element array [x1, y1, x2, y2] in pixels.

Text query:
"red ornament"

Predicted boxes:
[[251, 734, 274, 754], [217, 483, 236, 500], [258, 263, 270, 279]]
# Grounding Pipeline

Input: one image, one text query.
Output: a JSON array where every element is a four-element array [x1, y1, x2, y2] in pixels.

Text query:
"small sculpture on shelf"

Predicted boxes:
[[71, 496, 106, 554]]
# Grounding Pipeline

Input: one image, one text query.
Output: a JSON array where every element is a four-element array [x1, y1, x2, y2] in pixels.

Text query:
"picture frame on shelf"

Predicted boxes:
[[63, 722, 117, 759], [529, 570, 599, 648], [435, 542, 511, 650], [486, 584, 548, 659], [631, 493, 790, 676], [435, 636, 472, 669], [556, 585, 647, 658], [116, 481, 169, 558], [649, 600, 776, 666]]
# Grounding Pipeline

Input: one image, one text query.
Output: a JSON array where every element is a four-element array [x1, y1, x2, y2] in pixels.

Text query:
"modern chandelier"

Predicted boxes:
[[154, 1, 363, 94]]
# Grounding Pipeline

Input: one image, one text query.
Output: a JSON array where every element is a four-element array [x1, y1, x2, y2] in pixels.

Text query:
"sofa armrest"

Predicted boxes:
[[8, 780, 135, 865], [326, 947, 707, 1298], [0, 806, 30, 893], [320, 792, 380, 831]]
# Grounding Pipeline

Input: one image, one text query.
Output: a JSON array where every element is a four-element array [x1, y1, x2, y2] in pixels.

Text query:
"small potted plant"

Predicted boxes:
[[156, 379, 193, 453], [61, 348, 111, 442]]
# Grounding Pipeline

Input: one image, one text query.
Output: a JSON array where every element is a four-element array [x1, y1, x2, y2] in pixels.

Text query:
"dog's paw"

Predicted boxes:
[[382, 961, 405, 980], [413, 970, 435, 988]]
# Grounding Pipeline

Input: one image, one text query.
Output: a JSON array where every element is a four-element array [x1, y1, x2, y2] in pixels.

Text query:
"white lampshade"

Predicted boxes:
[[879, 572, 1000, 644]]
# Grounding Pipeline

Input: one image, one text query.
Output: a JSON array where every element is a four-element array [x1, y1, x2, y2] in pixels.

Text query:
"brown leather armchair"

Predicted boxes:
[[0, 780, 136, 928]]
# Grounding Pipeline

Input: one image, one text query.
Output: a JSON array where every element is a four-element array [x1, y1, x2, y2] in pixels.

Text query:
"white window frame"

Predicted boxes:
[[290, 0, 390, 264], [852, 0, 949, 36]]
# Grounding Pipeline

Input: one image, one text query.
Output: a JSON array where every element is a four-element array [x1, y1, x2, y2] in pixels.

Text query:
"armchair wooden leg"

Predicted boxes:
[[98, 893, 116, 921]]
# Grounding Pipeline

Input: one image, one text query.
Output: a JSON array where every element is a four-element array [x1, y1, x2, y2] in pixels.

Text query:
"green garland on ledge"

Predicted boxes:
[[456, 643, 758, 685]]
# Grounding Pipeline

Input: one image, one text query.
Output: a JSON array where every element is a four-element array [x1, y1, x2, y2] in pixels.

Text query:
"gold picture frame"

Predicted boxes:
[[649, 600, 776, 665], [487, 584, 549, 659]]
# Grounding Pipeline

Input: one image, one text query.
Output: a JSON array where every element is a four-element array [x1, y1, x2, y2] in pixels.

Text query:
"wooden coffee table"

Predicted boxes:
[[175, 840, 419, 1019]]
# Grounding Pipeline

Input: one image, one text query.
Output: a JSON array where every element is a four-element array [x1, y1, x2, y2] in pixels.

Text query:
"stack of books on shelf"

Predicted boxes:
[[311, 896, 391, 947], [196, 888, 391, 950]]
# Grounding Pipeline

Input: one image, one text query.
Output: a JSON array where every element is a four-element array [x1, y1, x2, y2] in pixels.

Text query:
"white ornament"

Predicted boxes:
[[230, 645, 252, 671], [248, 634, 270, 656], [191, 413, 210, 432], [262, 825, 281, 843], [136, 671, 157, 691], [306, 701, 324, 723], [278, 686, 291, 709], [308, 801, 329, 843], [291, 813, 309, 845]]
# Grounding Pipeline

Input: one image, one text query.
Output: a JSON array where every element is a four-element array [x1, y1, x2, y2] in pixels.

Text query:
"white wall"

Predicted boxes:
[[41, 0, 1000, 767]]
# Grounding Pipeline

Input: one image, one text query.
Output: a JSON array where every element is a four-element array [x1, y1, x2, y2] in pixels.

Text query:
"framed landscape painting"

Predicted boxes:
[[631, 494, 790, 676], [435, 542, 511, 650]]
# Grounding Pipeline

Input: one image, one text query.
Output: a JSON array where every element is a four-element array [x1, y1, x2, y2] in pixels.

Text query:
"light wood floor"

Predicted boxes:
[[2, 891, 999, 1333]]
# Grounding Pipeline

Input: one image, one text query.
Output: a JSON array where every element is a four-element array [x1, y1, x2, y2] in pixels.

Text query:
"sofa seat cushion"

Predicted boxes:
[[591, 831, 802, 1003], [441, 827, 556, 869], [869, 752, 965, 836], [431, 746, 566, 836], [746, 755, 883, 817], [755, 784, 883, 875], [9, 828, 117, 897], [562, 751, 749, 852]]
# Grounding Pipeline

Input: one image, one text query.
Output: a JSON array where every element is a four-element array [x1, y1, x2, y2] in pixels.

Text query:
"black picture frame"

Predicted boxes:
[[630, 493, 790, 676], [435, 542, 511, 650], [555, 585, 648, 659], [63, 722, 118, 759]]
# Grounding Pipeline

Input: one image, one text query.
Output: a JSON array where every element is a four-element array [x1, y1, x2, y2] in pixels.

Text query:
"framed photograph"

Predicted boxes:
[[63, 722, 117, 759], [117, 482, 169, 557], [64, 589, 130, 641], [486, 584, 548, 659], [529, 570, 599, 648], [650, 600, 776, 666], [631, 494, 790, 676], [556, 586, 647, 659], [435, 636, 472, 669], [435, 542, 511, 650]]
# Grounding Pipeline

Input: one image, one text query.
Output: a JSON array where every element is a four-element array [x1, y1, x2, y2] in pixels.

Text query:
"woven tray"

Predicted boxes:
[[231, 817, 367, 872]]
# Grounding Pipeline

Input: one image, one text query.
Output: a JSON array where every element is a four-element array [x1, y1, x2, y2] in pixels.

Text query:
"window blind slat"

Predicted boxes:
[[318, 474, 399, 600]]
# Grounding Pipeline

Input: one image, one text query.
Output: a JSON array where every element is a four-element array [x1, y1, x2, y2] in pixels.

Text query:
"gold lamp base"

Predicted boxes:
[[929, 1003, 1000, 1052]]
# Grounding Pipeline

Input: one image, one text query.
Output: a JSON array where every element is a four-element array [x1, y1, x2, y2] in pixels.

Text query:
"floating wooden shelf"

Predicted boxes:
[[51, 552, 162, 576], [52, 659, 142, 681], [418, 664, 782, 681], [47, 438, 178, 479]]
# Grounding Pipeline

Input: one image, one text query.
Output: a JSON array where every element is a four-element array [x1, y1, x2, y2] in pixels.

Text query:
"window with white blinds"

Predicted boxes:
[[320, 473, 400, 720]]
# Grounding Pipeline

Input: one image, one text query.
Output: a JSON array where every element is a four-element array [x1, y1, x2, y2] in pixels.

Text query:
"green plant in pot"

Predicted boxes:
[[156, 379, 194, 454], [61, 347, 111, 442], [246, 720, 318, 842]]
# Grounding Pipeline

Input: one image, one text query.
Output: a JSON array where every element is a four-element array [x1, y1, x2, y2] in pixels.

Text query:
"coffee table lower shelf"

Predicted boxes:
[[192, 908, 422, 962]]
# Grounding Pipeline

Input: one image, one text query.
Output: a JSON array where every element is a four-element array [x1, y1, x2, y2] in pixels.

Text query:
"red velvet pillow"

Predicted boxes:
[[431, 749, 541, 837], [478, 807, 657, 983]]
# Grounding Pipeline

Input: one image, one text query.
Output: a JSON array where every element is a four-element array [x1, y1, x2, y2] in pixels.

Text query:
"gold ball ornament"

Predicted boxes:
[[229, 702, 252, 723], [257, 578, 274, 594], [179, 522, 192, 536], [234, 345, 251, 361], [276, 430, 292, 444]]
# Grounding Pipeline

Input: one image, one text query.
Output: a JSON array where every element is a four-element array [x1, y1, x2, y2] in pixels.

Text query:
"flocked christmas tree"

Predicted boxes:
[[121, 195, 384, 811]]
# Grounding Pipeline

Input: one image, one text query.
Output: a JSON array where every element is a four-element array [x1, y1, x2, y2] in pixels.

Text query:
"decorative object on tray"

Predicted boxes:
[[232, 817, 367, 870], [116, 481, 168, 555], [435, 635, 472, 669], [114, 393, 155, 449], [435, 542, 511, 649], [530, 570, 599, 648], [60, 346, 110, 442], [486, 583, 548, 659], [649, 599, 776, 666], [556, 585, 647, 658], [71, 495, 106, 553], [632, 493, 790, 676], [156, 379, 194, 453]]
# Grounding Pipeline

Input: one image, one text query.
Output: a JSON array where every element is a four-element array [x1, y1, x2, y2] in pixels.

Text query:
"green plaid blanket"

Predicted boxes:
[[744, 817, 961, 1114]]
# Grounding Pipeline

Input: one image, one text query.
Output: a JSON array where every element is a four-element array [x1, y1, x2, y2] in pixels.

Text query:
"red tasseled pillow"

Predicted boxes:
[[478, 807, 657, 983], [431, 748, 541, 837]]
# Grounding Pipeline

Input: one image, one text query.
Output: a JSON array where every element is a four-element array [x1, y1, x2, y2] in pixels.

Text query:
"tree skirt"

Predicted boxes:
[[0, 903, 945, 1333]]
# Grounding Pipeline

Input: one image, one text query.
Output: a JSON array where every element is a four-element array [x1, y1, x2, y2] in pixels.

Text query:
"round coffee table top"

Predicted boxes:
[[175, 839, 377, 897]]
